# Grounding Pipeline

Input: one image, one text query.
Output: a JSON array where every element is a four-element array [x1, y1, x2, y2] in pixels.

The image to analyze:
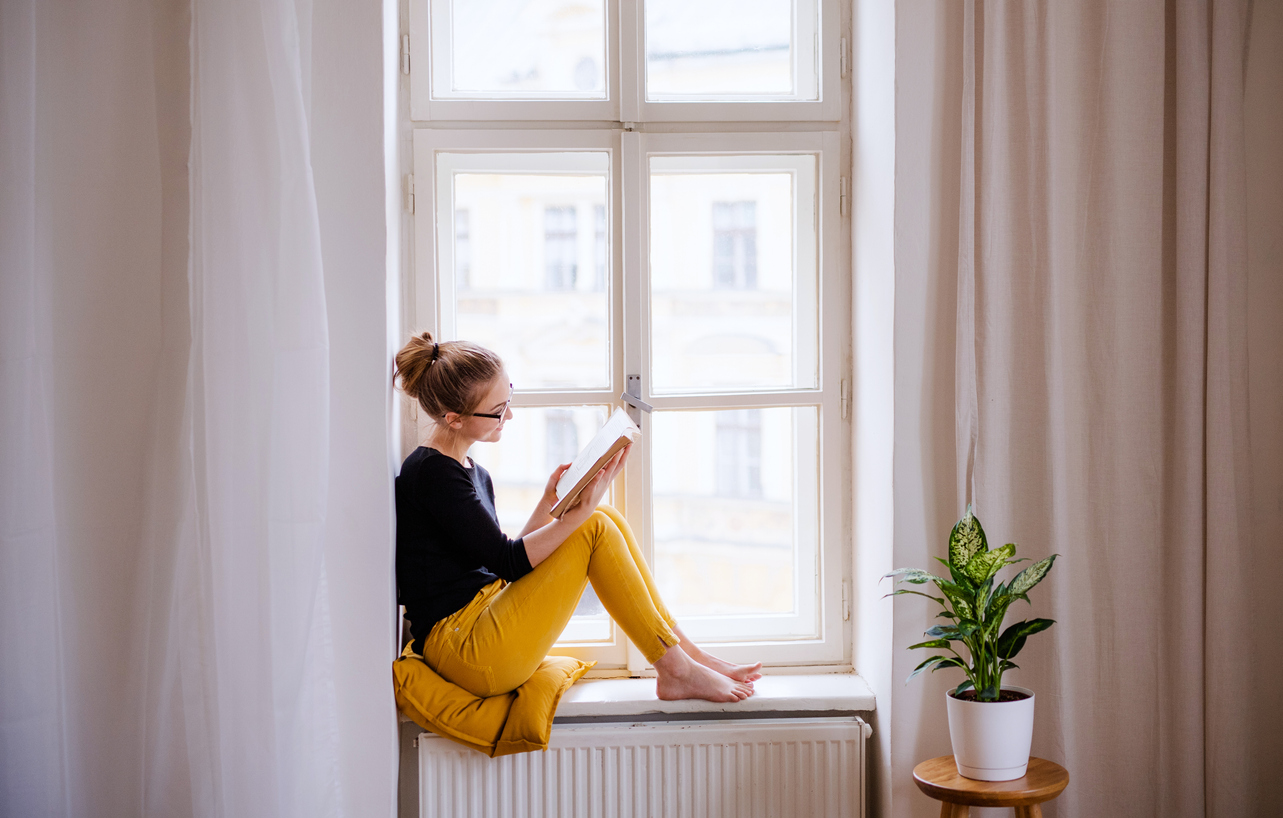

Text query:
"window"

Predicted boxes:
[[544, 206, 579, 290], [545, 409, 580, 472], [716, 409, 762, 497], [407, 0, 848, 669], [712, 202, 757, 290]]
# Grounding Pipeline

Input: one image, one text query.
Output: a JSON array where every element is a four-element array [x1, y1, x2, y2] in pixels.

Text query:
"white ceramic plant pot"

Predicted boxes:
[[945, 686, 1035, 781]]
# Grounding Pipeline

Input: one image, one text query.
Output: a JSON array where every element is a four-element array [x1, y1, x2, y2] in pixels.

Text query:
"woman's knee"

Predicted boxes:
[[586, 509, 625, 546], [536, 511, 614, 570]]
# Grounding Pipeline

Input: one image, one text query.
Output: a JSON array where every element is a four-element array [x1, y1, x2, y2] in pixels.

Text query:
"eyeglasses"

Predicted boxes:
[[469, 385, 513, 420]]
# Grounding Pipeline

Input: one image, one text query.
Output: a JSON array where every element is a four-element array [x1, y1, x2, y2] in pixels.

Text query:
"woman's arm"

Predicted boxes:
[[521, 446, 630, 568], [517, 463, 570, 539]]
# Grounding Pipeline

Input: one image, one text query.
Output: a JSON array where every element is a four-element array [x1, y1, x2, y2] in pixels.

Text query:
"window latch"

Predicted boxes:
[[621, 374, 652, 423]]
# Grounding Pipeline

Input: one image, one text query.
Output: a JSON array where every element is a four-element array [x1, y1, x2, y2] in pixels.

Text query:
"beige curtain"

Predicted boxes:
[[957, 0, 1253, 813], [893, 0, 1281, 815]]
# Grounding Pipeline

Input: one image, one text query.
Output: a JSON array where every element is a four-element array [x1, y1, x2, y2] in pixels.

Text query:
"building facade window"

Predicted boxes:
[[716, 409, 763, 497], [545, 409, 580, 472], [712, 201, 757, 290], [544, 206, 578, 290]]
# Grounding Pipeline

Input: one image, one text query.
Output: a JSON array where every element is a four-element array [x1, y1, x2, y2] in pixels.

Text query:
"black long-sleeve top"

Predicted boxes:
[[396, 447, 533, 654]]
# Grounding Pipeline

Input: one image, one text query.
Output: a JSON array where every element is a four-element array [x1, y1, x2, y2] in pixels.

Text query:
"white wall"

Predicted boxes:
[[850, 0, 897, 815]]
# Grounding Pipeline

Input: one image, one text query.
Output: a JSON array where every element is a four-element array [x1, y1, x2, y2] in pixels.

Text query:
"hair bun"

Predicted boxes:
[[393, 332, 505, 421]]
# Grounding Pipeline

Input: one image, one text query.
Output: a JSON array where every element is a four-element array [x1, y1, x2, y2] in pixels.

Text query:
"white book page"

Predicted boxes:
[[555, 407, 640, 502]]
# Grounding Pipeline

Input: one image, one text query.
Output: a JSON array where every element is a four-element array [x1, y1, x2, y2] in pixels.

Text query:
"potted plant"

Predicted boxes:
[[885, 507, 1058, 781]]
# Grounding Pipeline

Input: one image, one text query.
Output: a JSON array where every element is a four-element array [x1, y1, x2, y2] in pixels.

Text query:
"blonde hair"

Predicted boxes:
[[394, 331, 504, 419]]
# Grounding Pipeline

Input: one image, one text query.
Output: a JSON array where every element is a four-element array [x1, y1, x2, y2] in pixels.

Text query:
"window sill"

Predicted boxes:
[[553, 673, 875, 722]]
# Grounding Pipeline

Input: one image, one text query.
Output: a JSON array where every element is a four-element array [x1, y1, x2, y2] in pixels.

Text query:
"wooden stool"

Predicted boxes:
[[913, 756, 1069, 817]]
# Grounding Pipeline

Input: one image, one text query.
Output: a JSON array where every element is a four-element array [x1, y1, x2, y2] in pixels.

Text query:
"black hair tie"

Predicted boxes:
[[430, 342, 440, 365]]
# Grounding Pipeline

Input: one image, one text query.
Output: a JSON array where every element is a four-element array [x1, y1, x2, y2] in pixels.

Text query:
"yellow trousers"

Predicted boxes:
[[423, 505, 679, 698]]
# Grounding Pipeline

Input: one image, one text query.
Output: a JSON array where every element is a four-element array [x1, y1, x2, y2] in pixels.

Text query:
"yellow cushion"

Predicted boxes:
[[393, 642, 593, 757]]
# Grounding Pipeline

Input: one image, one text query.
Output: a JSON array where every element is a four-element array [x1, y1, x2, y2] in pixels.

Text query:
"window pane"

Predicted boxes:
[[443, 154, 611, 390], [470, 405, 611, 620], [651, 408, 817, 625], [649, 155, 818, 393], [437, 0, 607, 99], [645, 0, 818, 100]]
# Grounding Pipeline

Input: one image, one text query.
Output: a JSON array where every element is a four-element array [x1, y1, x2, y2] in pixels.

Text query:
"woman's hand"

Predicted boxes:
[[563, 445, 631, 519], [541, 463, 571, 511], [518, 462, 572, 539], [522, 445, 632, 568]]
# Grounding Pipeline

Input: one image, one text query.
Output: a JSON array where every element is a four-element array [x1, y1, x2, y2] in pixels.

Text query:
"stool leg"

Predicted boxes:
[[1014, 806, 1041, 818], [939, 803, 969, 818]]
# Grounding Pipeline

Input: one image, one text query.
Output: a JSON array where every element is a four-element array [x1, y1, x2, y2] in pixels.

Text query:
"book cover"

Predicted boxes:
[[550, 407, 641, 518]]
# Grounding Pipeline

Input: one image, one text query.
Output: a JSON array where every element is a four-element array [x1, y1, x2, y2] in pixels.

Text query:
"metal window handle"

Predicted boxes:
[[621, 374, 652, 419], [620, 392, 653, 413]]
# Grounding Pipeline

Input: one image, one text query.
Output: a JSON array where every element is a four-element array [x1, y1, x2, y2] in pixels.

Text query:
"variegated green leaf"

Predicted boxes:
[[938, 557, 979, 595], [994, 542, 1018, 569], [964, 542, 1015, 584], [996, 617, 1055, 659], [886, 589, 947, 606], [934, 577, 976, 612], [885, 567, 945, 585], [906, 655, 945, 682], [948, 506, 988, 570], [1009, 554, 1058, 596], [981, 591, 1018, 640], [975, 579, 995, 617], [908, 638, 953, 650], [982, 611, 1007, 641]]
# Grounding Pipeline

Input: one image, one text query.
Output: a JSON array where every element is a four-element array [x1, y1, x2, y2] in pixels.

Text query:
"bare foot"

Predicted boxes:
[[688, 650, 763, 684], [654, 647, 754, 703], [674, 626, 763, 683]]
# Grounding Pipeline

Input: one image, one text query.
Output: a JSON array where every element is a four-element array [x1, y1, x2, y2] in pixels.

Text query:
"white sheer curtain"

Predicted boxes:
[[148, 0, 341, 813], [893, 1, 1281, 816], [0, 0, 396, 815]]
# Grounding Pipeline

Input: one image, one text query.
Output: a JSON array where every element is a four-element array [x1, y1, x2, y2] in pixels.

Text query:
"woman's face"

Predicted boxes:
[[464, 371, 513, 444]]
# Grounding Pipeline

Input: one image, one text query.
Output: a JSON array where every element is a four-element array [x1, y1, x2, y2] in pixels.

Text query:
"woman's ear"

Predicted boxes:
[[442, 411, 464, 429]]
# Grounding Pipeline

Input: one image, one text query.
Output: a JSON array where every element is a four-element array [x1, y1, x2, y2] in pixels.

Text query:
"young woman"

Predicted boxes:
[[394, 332, 761, 703]]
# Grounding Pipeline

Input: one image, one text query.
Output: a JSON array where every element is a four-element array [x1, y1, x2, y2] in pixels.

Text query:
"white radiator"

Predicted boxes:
[[416, 717, 870, 818]]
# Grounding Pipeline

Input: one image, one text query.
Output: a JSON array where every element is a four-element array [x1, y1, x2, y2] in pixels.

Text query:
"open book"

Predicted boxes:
[[550, 407, 641, 518]]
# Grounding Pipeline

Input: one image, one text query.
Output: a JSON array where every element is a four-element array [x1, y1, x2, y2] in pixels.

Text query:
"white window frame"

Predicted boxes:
[[404, 5, 851, 672], [408, 0, 841, 123]]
